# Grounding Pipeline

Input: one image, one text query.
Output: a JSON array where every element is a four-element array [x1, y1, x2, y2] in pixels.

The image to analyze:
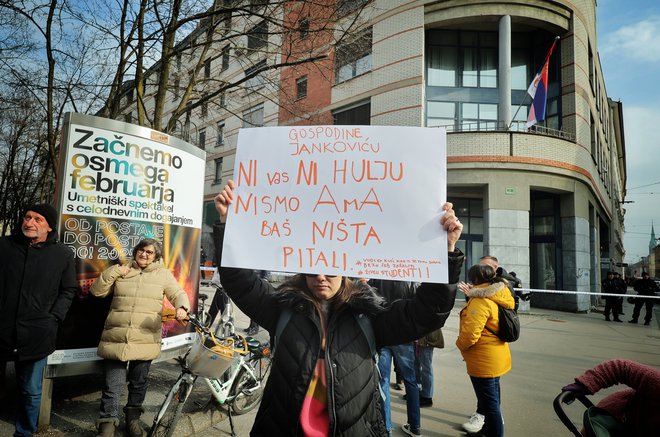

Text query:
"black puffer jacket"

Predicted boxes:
[[214, 224, 463, 436], [0, 231, 77, 361]]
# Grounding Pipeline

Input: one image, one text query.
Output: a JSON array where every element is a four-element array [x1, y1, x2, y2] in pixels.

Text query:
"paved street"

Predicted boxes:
[[1, 287, 659, 436]]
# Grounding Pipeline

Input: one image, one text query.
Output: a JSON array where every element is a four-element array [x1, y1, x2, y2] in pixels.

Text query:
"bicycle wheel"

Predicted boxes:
[[148, 377, 192, 437], [230, 356, 271, 415]]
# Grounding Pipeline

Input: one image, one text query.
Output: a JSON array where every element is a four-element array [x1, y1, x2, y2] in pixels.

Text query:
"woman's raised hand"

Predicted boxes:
[[214, 180, 236, 223], [118, 265, 131, 277], [440, 202, 463, 252]]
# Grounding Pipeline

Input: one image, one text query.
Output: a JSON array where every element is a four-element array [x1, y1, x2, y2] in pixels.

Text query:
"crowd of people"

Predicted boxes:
[[1, 193, 658, 437]]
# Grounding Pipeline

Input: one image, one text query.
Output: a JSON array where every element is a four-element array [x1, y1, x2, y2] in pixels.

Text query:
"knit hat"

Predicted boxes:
[[25, 203, 58, 230]]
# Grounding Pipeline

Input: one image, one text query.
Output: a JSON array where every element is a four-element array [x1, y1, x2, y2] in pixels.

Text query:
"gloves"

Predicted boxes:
[[561, 381, 590, 395]]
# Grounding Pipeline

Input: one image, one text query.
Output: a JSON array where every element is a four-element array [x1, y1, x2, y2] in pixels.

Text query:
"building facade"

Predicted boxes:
[[131, 0, 627, 312]]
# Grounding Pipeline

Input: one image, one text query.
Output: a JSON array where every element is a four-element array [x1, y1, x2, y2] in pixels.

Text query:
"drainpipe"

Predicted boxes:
[[499, 15, 511, 130]]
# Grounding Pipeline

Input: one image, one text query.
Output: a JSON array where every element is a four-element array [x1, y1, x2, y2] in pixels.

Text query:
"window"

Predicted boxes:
[[335, 27, 372, 83], [245, 60, 267, 91], [426, 101, 455, 128], [173, 77, 180, 99], [221, 45, 230, 71], [214, 158, 223, 184], [176, 53, 182, 70], [248, 20, 268, 50], [201, 93, 208, 117], [249, 0, 267, 11], [589, 45, 595, 93], [299, 17, 309, 39], [427, 46, 457, 87], [427, 30, 497, 89], [126, 88, 134, 104], [332, 101, 370, 125], [461, 102, 497, 130], [296, 76, 308, 99], [338, 0, 368, 16], [204, 59, 211, 78], [447, 197, 484, 282], [511, 48, 529, 90], [426, 30, 561, 131], [426, 102, 497, 131], [220, 10, 231, 34], [545, 97, 560, 130], [216, 121, 225, 147], [243, 104, 264, 127], [530, 192, 563, 291], [198, 128, 206, 149], [124, 112, 133, 124], [220, 91, 226, 108]]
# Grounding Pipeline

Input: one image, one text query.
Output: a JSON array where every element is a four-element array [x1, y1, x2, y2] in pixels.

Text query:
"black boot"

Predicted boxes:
[[124, 406, 145, 437], [604, 315, 611, 321], [628, 319, 638, 324]]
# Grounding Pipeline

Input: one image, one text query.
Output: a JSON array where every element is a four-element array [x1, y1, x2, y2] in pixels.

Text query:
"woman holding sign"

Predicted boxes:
[[213, 180, 464, 437], [90, 238, 189, 437]]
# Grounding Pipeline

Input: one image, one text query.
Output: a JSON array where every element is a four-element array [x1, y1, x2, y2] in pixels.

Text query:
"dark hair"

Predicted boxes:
[[480, 255, 499, 264], [468, 264, 508, 286], [278, 274, 357, 311], [132, 238, 163, 261]]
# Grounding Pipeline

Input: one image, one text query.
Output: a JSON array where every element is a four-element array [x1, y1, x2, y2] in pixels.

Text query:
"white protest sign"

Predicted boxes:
[[222, 125, 449, 282]]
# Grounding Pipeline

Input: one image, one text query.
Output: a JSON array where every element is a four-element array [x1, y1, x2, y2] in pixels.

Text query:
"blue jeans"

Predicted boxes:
[[470, 376, 504, 437], [378, 344, 421, 433], [418, 346, 434, 398], [14, 357, 48, 437]]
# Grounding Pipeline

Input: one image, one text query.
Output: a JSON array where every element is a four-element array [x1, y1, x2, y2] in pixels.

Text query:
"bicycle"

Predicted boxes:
[[149, 304, 271, 437], [198, 278, 230, 330]]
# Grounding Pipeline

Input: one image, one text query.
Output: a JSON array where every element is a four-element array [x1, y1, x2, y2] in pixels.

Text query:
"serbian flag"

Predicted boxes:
[[526, 37, 559, 128]]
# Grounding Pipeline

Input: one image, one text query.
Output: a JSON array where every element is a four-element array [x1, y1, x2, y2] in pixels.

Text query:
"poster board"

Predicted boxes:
[[49, 113, 205, 364], [222, 125, 449, 283]]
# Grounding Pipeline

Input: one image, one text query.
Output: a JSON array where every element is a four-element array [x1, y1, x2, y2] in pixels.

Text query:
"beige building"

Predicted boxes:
[[129, 1, 626, 312]]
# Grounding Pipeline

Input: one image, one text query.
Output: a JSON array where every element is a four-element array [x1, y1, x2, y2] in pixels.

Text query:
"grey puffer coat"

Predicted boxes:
[[214, 223, 463, 436]]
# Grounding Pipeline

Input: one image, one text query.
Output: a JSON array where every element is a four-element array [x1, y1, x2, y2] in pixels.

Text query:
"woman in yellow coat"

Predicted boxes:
[[90, 238, 189, 437], [456, 263, 515, 437]]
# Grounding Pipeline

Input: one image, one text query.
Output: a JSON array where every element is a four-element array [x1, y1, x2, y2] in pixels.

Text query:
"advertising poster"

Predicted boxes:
[[222, 125, 449, 283], [50, 113, 205, 364]]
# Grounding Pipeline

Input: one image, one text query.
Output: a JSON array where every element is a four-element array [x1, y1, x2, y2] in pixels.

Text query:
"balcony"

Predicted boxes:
[[438, 121, 576, 142]]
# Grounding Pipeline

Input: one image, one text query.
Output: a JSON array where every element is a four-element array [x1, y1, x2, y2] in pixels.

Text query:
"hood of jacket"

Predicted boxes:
[[468, 282, 515, 309]]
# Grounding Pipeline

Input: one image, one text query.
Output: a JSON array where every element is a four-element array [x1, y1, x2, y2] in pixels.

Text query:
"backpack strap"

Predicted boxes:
[[272, 307, 293, 356], [354, 313, 377, 361]]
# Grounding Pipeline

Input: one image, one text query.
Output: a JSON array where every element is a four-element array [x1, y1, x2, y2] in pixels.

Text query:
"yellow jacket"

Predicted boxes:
[[456, 281, 515, 377], [90, 260, 189, 361]]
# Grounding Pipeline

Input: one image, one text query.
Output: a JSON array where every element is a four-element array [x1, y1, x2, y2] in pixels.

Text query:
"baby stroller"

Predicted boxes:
[[553, 390, 626, 437]]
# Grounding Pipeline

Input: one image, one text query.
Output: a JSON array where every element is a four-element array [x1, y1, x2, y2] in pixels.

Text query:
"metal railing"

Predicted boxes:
[[436, 121, 576, 141]]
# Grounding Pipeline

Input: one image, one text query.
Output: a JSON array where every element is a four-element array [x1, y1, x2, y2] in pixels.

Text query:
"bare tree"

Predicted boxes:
[[0, 0, 371, 227]]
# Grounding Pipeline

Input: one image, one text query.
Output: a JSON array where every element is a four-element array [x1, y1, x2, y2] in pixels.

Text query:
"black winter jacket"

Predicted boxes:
[[214, 223, 463, 436], [0, 231, 77, 361]]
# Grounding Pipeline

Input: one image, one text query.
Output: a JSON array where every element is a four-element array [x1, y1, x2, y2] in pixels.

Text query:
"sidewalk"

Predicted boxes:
[[1, 293, 658, 436]]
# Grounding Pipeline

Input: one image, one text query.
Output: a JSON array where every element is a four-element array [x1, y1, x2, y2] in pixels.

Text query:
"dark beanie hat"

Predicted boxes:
[[25, 203, 58, 230]]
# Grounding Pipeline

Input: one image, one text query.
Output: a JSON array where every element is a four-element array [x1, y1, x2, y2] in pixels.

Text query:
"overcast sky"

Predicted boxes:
[[597, 0, 660, 263]]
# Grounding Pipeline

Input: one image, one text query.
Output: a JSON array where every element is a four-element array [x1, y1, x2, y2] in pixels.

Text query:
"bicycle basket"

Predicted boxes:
[[185, 332, 237, 379]]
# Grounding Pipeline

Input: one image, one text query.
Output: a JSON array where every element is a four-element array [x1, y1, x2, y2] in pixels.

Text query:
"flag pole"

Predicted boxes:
[[508, 95, 530, 130], [508, 36, 560, 130]]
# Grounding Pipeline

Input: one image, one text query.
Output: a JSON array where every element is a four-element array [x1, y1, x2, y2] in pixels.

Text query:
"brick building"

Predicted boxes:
[[132, 1, 626, 312]]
